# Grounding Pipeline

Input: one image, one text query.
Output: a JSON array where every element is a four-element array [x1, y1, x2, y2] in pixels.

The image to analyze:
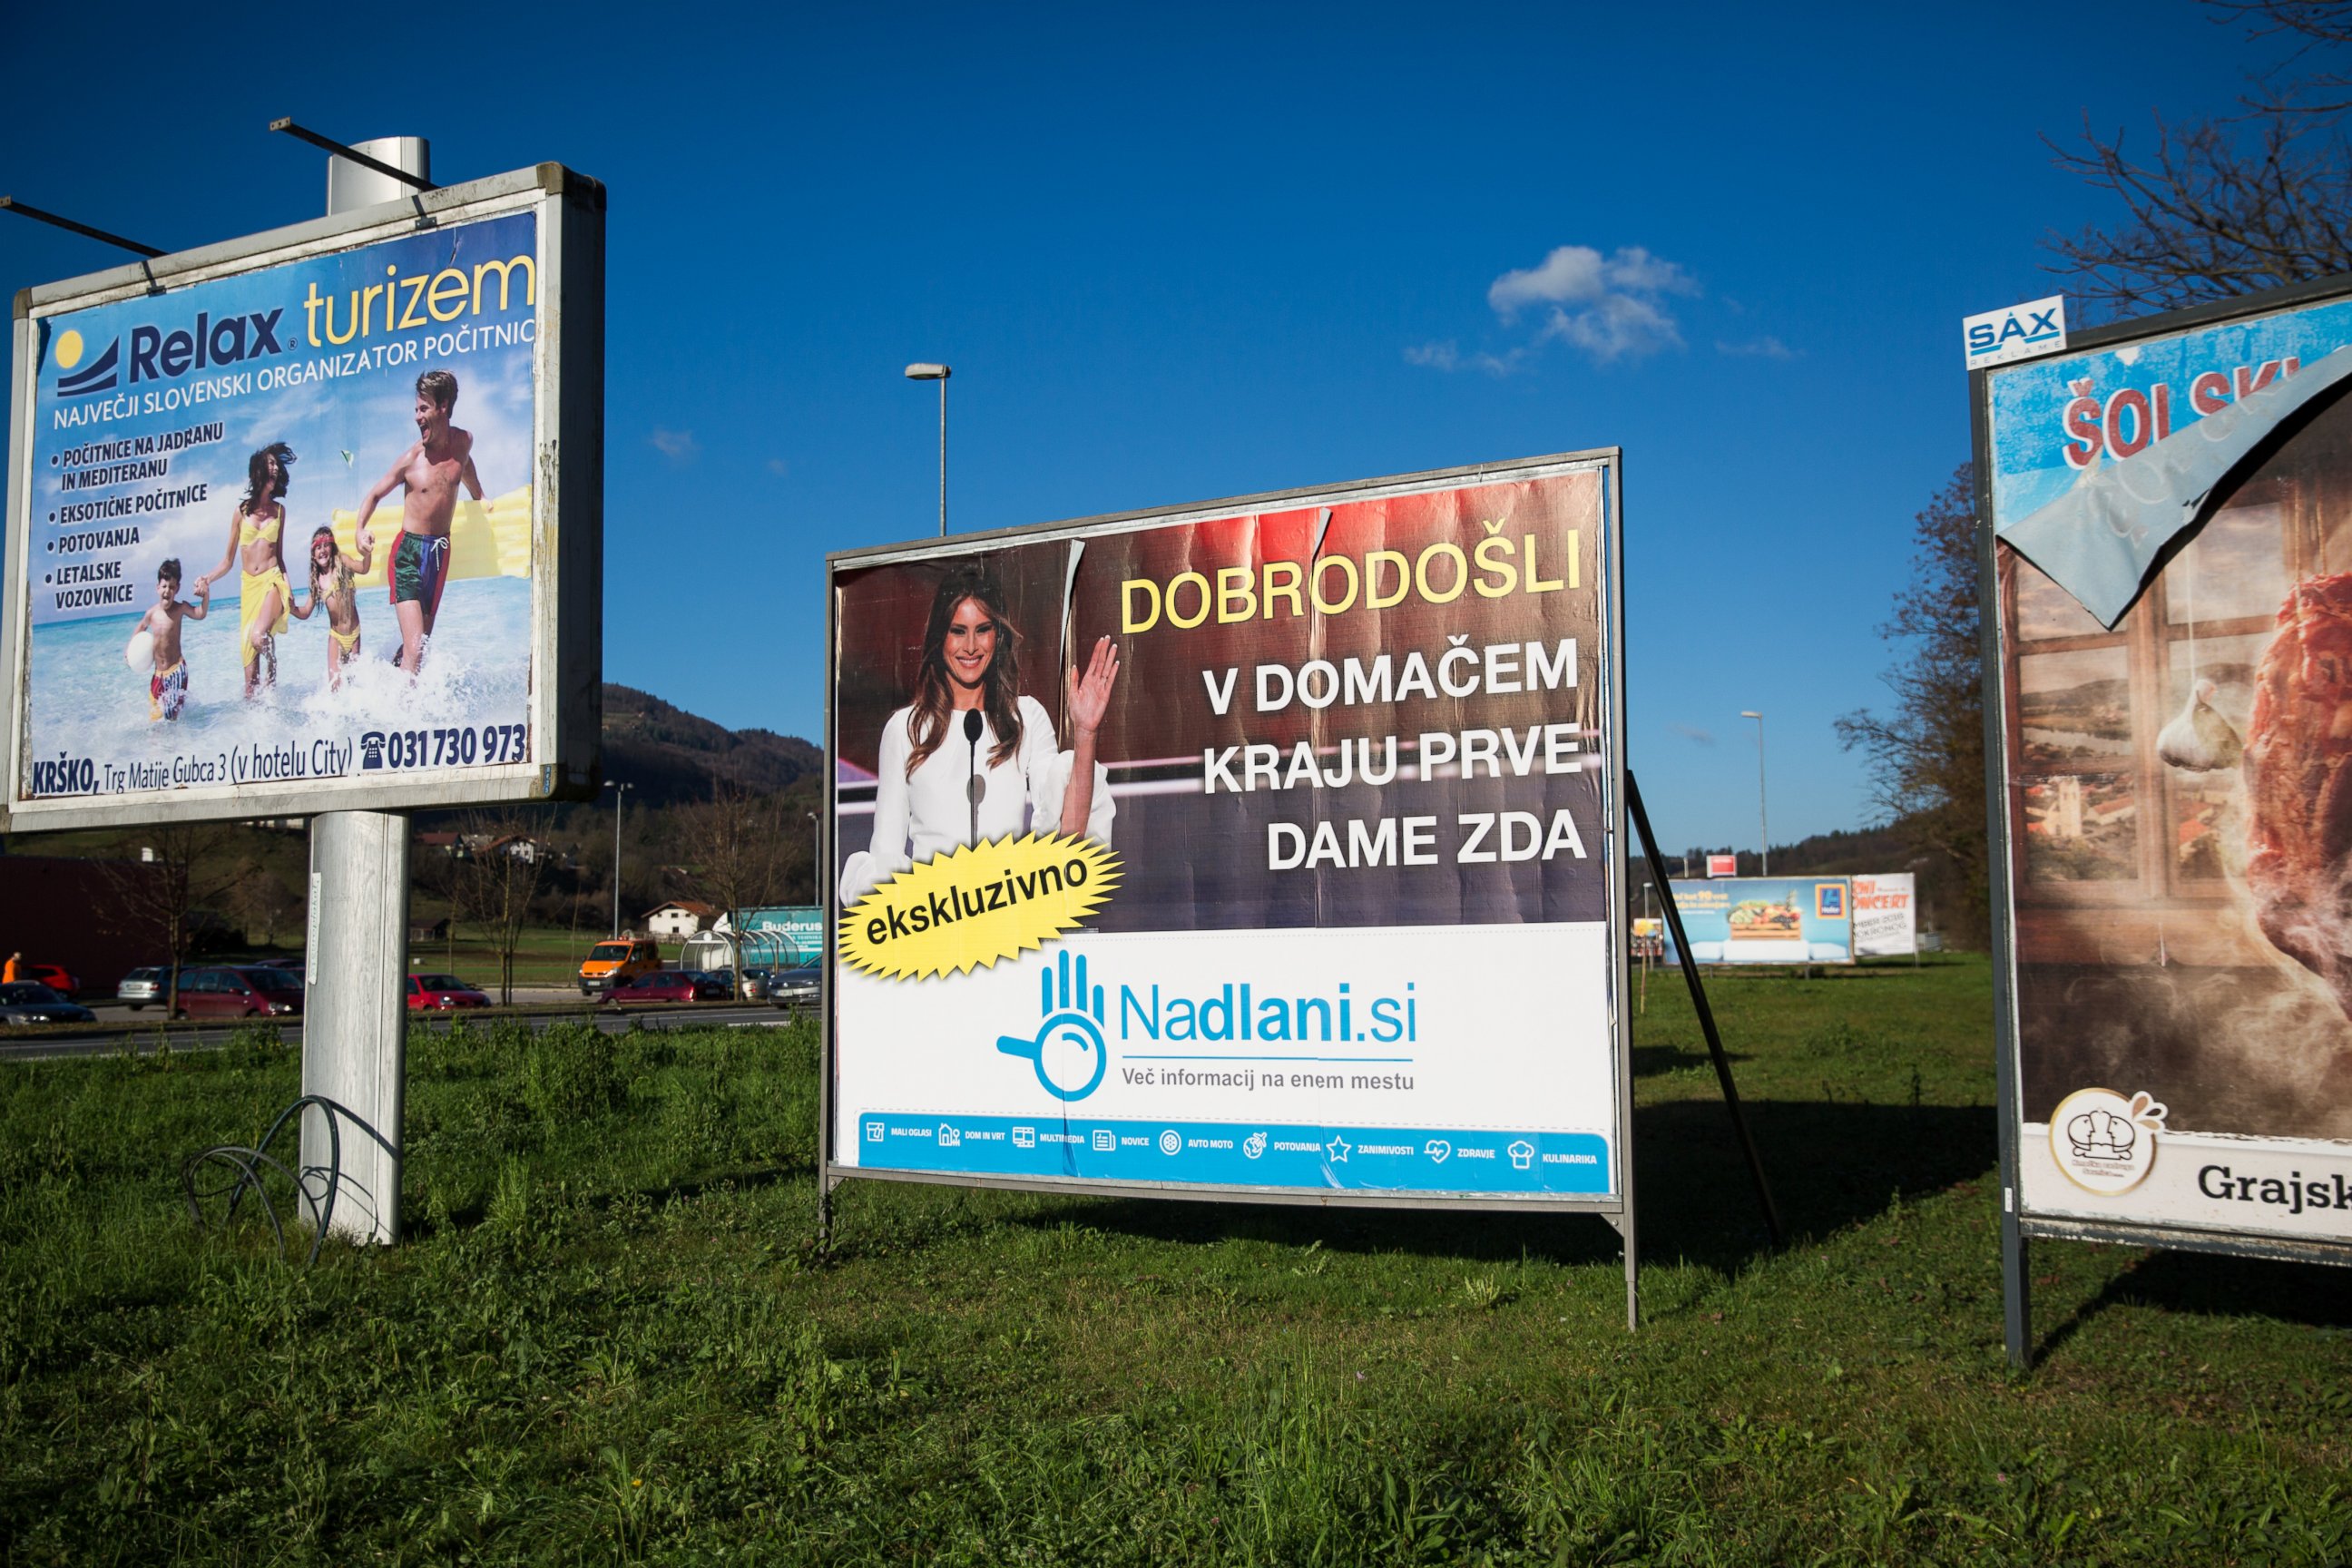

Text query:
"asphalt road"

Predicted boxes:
[[0, 997, 811, 1063]]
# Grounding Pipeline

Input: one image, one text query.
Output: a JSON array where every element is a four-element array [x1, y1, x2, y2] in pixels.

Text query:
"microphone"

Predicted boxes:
[[964, 709, 985, 847]]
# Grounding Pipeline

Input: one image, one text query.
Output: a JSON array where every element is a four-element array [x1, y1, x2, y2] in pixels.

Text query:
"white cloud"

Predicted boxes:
[[650, 428, 701, 463], [1716, 335, 1796, 359], [1404, 340, 1527, 376], [1412, 244, 1699, 372], [1487, 244, 1695, 319], [766, 457, 789, 476], [1541, 292, 1685, 362]]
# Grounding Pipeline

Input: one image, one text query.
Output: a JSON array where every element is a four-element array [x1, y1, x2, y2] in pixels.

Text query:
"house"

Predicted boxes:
[[642, 900, 721, 939]]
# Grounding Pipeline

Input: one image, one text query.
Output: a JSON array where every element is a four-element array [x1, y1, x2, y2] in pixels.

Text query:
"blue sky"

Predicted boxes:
[[0, 1, 2290, 851]]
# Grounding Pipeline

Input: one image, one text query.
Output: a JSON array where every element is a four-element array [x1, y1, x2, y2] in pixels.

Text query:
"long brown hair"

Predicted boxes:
[[906, 563, 1023, 778]]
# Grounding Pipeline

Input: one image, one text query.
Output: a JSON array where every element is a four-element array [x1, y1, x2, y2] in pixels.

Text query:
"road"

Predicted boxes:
[[0, 995, 812, 1063]]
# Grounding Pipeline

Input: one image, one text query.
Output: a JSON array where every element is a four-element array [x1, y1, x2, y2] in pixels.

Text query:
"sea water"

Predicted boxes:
[[24, 574, 534, 792]]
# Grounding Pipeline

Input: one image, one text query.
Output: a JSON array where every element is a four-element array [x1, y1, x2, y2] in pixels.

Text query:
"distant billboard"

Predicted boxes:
[[1978, 275, 2352, 1265], [1706, 853, 1737, 877], [1663, 877, 1854, 965], [1851, 872, 1918, 957], [2, 165, 604, 830], [825, 454, 1629, 1212], [737, 905, 825, 965]]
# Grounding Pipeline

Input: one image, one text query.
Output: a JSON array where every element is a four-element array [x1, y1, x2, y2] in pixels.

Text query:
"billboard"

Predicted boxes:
[[2, 165, 604, 830], [1661, 877, 1854, 964], [736, 905, 825, 965], [824, 454, 1627, 1210], [1978, 276, 2352, 1262], [1851, 872, 1918, 957], [1706, 853, 1737, 877]]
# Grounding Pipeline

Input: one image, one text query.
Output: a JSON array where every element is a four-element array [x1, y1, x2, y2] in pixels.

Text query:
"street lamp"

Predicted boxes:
[[905, 362, 951, 536], [1740, 711, 1768, 877], [605, 779, 632, 936]]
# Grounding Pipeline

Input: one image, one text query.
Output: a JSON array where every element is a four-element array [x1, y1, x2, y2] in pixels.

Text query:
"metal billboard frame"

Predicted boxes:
[[1971, 275, 2352, 1367], [0, 162, 604, 831], [818, 450, 1636, 1314]]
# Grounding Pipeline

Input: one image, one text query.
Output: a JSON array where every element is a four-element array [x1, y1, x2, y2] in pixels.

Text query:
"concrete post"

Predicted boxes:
[[301, 810, 411, 1240], [299, 136, 429, 1243]]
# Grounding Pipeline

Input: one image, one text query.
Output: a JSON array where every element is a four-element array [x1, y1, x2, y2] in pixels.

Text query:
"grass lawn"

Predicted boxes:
[[1, 955, 2346, 1563]]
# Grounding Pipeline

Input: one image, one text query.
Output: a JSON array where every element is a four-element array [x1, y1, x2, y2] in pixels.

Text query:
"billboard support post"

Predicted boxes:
[[299, 135, 432, 1244], [1628, 770, 1783, 1250]]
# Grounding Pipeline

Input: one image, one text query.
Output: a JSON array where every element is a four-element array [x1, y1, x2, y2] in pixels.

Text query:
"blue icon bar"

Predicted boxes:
[[856, 1112, 1611, 1195]]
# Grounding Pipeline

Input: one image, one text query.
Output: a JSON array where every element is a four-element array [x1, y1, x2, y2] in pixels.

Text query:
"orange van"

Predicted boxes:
[[579, 936, 661, 998]]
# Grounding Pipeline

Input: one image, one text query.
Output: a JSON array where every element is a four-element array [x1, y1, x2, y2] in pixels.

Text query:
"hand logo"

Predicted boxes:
[[997, 949, 1108, 1101]]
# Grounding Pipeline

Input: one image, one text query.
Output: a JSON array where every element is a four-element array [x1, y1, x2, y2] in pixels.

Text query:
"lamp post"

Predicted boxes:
[[905, 363, 950, 535], [1740, 710, 1768, 877], [606, 780, 632, 936], [807, 811, 822, 906]]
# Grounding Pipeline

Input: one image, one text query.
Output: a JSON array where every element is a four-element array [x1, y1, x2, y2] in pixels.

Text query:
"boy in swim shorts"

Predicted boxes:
[[136, 558, 208, 721], [354, 368, 482, 676]]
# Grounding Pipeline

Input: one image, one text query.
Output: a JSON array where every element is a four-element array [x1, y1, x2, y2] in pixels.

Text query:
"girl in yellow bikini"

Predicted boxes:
[[291, 524, 374, 689], [194, 443, 298, 700]]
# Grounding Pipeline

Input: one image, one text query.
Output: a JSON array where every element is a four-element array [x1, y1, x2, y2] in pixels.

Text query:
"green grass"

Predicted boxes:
[[1, 956, 2346, 1564]]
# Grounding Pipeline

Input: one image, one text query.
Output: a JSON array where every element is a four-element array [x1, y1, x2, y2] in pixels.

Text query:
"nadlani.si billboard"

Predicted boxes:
[[2, 165, 603, 830], [1661, 877, 1854, 965], [825, 455, 1627, 1209], [1980, 276, 2352, 1259], [1851, 872, 1918, 957]]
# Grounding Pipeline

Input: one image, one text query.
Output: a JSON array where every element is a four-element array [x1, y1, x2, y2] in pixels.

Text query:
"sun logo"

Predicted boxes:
[[54, 329, 83, 370]]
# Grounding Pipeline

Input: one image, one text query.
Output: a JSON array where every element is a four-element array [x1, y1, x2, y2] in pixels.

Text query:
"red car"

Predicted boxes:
[[606, 970, 723, 1005], [9, 962, 79, 998], [407, 973, 490, 1010], [172, 965, 304, 1019]]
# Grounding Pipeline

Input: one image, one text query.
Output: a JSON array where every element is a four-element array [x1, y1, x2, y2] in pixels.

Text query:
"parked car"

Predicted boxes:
[[605, 970, 708, 1006], [406, 973, 490, 1011], [115, 965, 170, 1009], [0, 982, 97, 1024], [9, 962, 81, 998], [172, 966, 304, 1020], [764, 965, 821, 1008], [253, 956, 306, 973], [579, 937, 662, 998]]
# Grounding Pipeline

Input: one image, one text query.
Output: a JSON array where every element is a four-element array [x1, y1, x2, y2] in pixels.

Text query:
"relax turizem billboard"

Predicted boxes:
[[1, 164, 604, 830], [824, 454, 1629, 1210]]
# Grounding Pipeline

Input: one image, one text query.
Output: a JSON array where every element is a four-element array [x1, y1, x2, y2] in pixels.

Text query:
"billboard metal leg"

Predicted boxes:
[[300, 809, 410, 1244], [1627, 771, 1784, 1250], [1622, 1184, 1640, 1332], [2004, 1215, 2032, 1369]]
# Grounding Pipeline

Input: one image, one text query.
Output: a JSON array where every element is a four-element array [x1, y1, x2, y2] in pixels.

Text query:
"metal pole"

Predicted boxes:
[[609, 781, 631, 936], [1747, 711, 1769, 877], [1628, 770, 1784, 1249], [300, 134, 430, 1246], [937, 377, 947, 537], [808, 810, 821, 906]]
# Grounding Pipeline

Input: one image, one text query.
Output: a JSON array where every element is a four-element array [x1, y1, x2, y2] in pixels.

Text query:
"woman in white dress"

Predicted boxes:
[[840, 563, 1121, 906]]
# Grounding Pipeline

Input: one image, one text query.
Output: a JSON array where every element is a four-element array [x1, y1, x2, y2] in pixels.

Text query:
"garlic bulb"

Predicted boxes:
[[2158, 678, 2243, 771]]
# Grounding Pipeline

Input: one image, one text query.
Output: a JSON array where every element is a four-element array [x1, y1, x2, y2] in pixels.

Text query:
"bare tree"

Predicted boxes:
[[228, 865, 301, 948], [674, 781, 789, 929], [96, 821, 251, 1016], [1836, 466, 1990, 946], [2049, 1, 2352, 315], [452, 809, 551, 1005]]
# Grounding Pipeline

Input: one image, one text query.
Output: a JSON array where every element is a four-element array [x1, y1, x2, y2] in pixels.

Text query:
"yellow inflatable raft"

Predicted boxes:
[[327, 484, 533, 588]]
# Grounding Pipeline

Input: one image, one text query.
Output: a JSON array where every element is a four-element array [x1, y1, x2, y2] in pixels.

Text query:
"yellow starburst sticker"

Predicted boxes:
[[838, 833, 1122, 981]]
